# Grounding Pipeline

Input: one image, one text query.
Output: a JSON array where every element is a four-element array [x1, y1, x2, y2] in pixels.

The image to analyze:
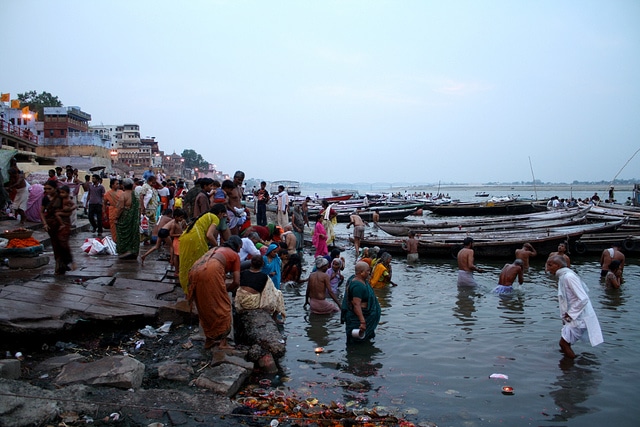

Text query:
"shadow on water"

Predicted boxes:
[[549, 355, 602, 422]]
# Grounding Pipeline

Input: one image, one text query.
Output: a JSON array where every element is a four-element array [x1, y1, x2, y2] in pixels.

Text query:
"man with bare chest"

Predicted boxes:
[[457, 237, 484, 287], [304, 257, 340, 314]]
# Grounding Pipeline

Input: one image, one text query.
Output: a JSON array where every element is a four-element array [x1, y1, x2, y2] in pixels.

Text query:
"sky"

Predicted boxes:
[[2, 0, 640, 184]]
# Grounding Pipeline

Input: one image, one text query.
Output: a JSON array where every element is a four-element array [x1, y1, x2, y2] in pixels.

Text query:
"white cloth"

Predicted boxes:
[[239, 237, 261, 261], [457, 270, 478, 287], [277, 190, 288, 212], [12, 185, 29, 211], [556, 267, 603, 347]]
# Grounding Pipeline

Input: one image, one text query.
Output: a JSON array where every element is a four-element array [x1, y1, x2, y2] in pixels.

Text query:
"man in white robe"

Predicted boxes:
[[546, 255, 603, 358]]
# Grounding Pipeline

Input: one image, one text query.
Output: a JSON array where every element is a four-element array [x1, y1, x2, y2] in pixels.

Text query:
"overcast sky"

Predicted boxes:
[[3, 0, 639, 184]]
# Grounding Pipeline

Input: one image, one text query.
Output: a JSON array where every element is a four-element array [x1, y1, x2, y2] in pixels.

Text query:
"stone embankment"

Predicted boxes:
[[0, 216, 288, 427]]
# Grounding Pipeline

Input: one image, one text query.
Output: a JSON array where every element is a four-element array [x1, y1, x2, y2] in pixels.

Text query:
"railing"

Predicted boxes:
[[0, 119, 38, 143]]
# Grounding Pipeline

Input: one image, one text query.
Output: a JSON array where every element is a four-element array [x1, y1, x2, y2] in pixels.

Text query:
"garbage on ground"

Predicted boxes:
[[81, 236, 117, 256], [156, 321, 172, 333], [138, 326, 158, 338]]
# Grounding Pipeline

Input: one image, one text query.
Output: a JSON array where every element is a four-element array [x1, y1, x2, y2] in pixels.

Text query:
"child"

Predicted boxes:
[[168, 209, 187, 275], [141, 209, 177, 264], [604, 259, 621, 289], [212, 180, 226, 204]]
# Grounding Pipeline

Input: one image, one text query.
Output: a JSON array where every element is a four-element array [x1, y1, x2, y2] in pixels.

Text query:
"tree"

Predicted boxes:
[[17, 91, 63, 119], [181, 149, 209, 171]]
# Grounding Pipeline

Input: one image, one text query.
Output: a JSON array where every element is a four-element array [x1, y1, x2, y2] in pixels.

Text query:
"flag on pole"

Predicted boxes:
[[21, 106, 30, 115], [11, 99, 20, 108], [0, 93, 9, 102]]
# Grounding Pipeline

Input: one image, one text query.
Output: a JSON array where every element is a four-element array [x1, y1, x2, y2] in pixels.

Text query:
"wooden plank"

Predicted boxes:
[[0, 285, 86, 303], [84, 304, 156, 318], [0, 299, 67, 321], [18, 281, 108, 299], [95, 279, 174, 295], [0, 291, 91, 312]]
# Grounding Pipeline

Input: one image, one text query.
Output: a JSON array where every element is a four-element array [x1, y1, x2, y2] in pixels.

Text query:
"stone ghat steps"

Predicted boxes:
[[0, 276, 179, 334]]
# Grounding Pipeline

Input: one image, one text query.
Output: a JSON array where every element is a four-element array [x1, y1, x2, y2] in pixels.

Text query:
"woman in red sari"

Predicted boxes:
[[40, 181, 75, 275], [188, 235, 242, 350]]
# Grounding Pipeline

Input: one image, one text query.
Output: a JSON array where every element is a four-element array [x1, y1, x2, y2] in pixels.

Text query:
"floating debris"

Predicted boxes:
[[489, 373, 509, 379], [502, 386, 515, 395], [233, 384, 419, 426]]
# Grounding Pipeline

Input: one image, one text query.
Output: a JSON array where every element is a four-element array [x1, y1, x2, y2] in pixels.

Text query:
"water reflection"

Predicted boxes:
[[305, 312, 335, 349], [549, 355, 602, 422], [496, 292, 526, 325], [343, 341, 383, 378], [337, 341, 384, 407], [373, 287, 393, 309], [599, 287, 626, 312], [453, 288, 479, 335]]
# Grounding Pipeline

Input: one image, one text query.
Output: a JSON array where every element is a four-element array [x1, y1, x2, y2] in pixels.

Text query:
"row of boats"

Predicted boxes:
[[358, 204, 640, 258], [265, 183, 640, 258]]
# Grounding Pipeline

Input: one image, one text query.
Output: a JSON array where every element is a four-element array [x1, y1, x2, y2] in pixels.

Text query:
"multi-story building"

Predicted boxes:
[[114, 124, 152, 169], [37, 106, 111, 171], [162, 152, 185, 179]]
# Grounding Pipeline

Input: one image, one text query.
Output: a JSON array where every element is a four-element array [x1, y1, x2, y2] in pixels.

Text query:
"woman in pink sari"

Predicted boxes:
[[312, 214, 328, 257]]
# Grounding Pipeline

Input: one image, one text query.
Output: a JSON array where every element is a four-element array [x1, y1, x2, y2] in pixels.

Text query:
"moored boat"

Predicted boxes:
[[423, 199, 548, 216], [378, 207, 592, 236], [361, 219, 623, 258]]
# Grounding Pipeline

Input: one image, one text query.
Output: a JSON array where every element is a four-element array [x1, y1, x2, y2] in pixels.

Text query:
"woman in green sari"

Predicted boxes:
[[341, 261, 382, 343], [114, 178, 140, 260]]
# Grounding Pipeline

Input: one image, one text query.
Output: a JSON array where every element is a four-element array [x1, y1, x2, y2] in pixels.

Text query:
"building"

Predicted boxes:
[[161, 152, 185, 179], [37, 106, 111, 171], [0, 103, 39, 155], [114, 124, 147, 168]]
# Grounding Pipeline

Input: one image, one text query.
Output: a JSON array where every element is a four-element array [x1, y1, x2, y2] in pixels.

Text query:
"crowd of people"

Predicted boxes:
[[1, 163, 629, 357], [454, 235, 625, 358]]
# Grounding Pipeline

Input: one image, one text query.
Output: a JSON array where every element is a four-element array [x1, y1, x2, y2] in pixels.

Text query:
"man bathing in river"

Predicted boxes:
[[304, 257, 340, 314], [457, 237, 484, 287], [494, 259, 524, 294], [515, 242, 537, 269]]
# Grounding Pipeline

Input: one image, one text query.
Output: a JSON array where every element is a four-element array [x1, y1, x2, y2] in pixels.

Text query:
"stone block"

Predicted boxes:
[[194, 363, 251, 397], [35, 353, 86, 371], [55, 355, 145, 389], [157, 361, 194, 382], [0, 359, 21, 379], [8, 256, 49, 269]]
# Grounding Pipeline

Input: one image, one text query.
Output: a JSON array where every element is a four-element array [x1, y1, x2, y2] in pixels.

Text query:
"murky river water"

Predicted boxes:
[[250, 189, 640, 426], [272, 246, 639, 426]]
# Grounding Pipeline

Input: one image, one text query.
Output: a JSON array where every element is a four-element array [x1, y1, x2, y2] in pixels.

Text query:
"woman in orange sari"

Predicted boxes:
[[188, 235, 242, 350], [104, 179, 122, 242]]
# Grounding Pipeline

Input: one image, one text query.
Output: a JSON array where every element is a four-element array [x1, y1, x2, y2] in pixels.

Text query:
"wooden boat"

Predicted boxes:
[[335, 203, 423, 223], [331, 189, 360, 198], [269, 180, 301, 196], [361, 220, 623, 258], [378, 207, 592, 236], [574, 231, 640, 254], [424, 199, 548, 216], [323, 194, 353, 203]]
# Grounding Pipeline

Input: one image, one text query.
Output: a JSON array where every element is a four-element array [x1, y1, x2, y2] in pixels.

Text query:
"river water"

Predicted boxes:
[[250, 185, 639, 426]]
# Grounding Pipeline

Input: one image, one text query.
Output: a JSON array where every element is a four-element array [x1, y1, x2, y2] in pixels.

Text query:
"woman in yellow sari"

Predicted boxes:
[[370, 252, 397, 288], [179, 203, 228, 293]]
